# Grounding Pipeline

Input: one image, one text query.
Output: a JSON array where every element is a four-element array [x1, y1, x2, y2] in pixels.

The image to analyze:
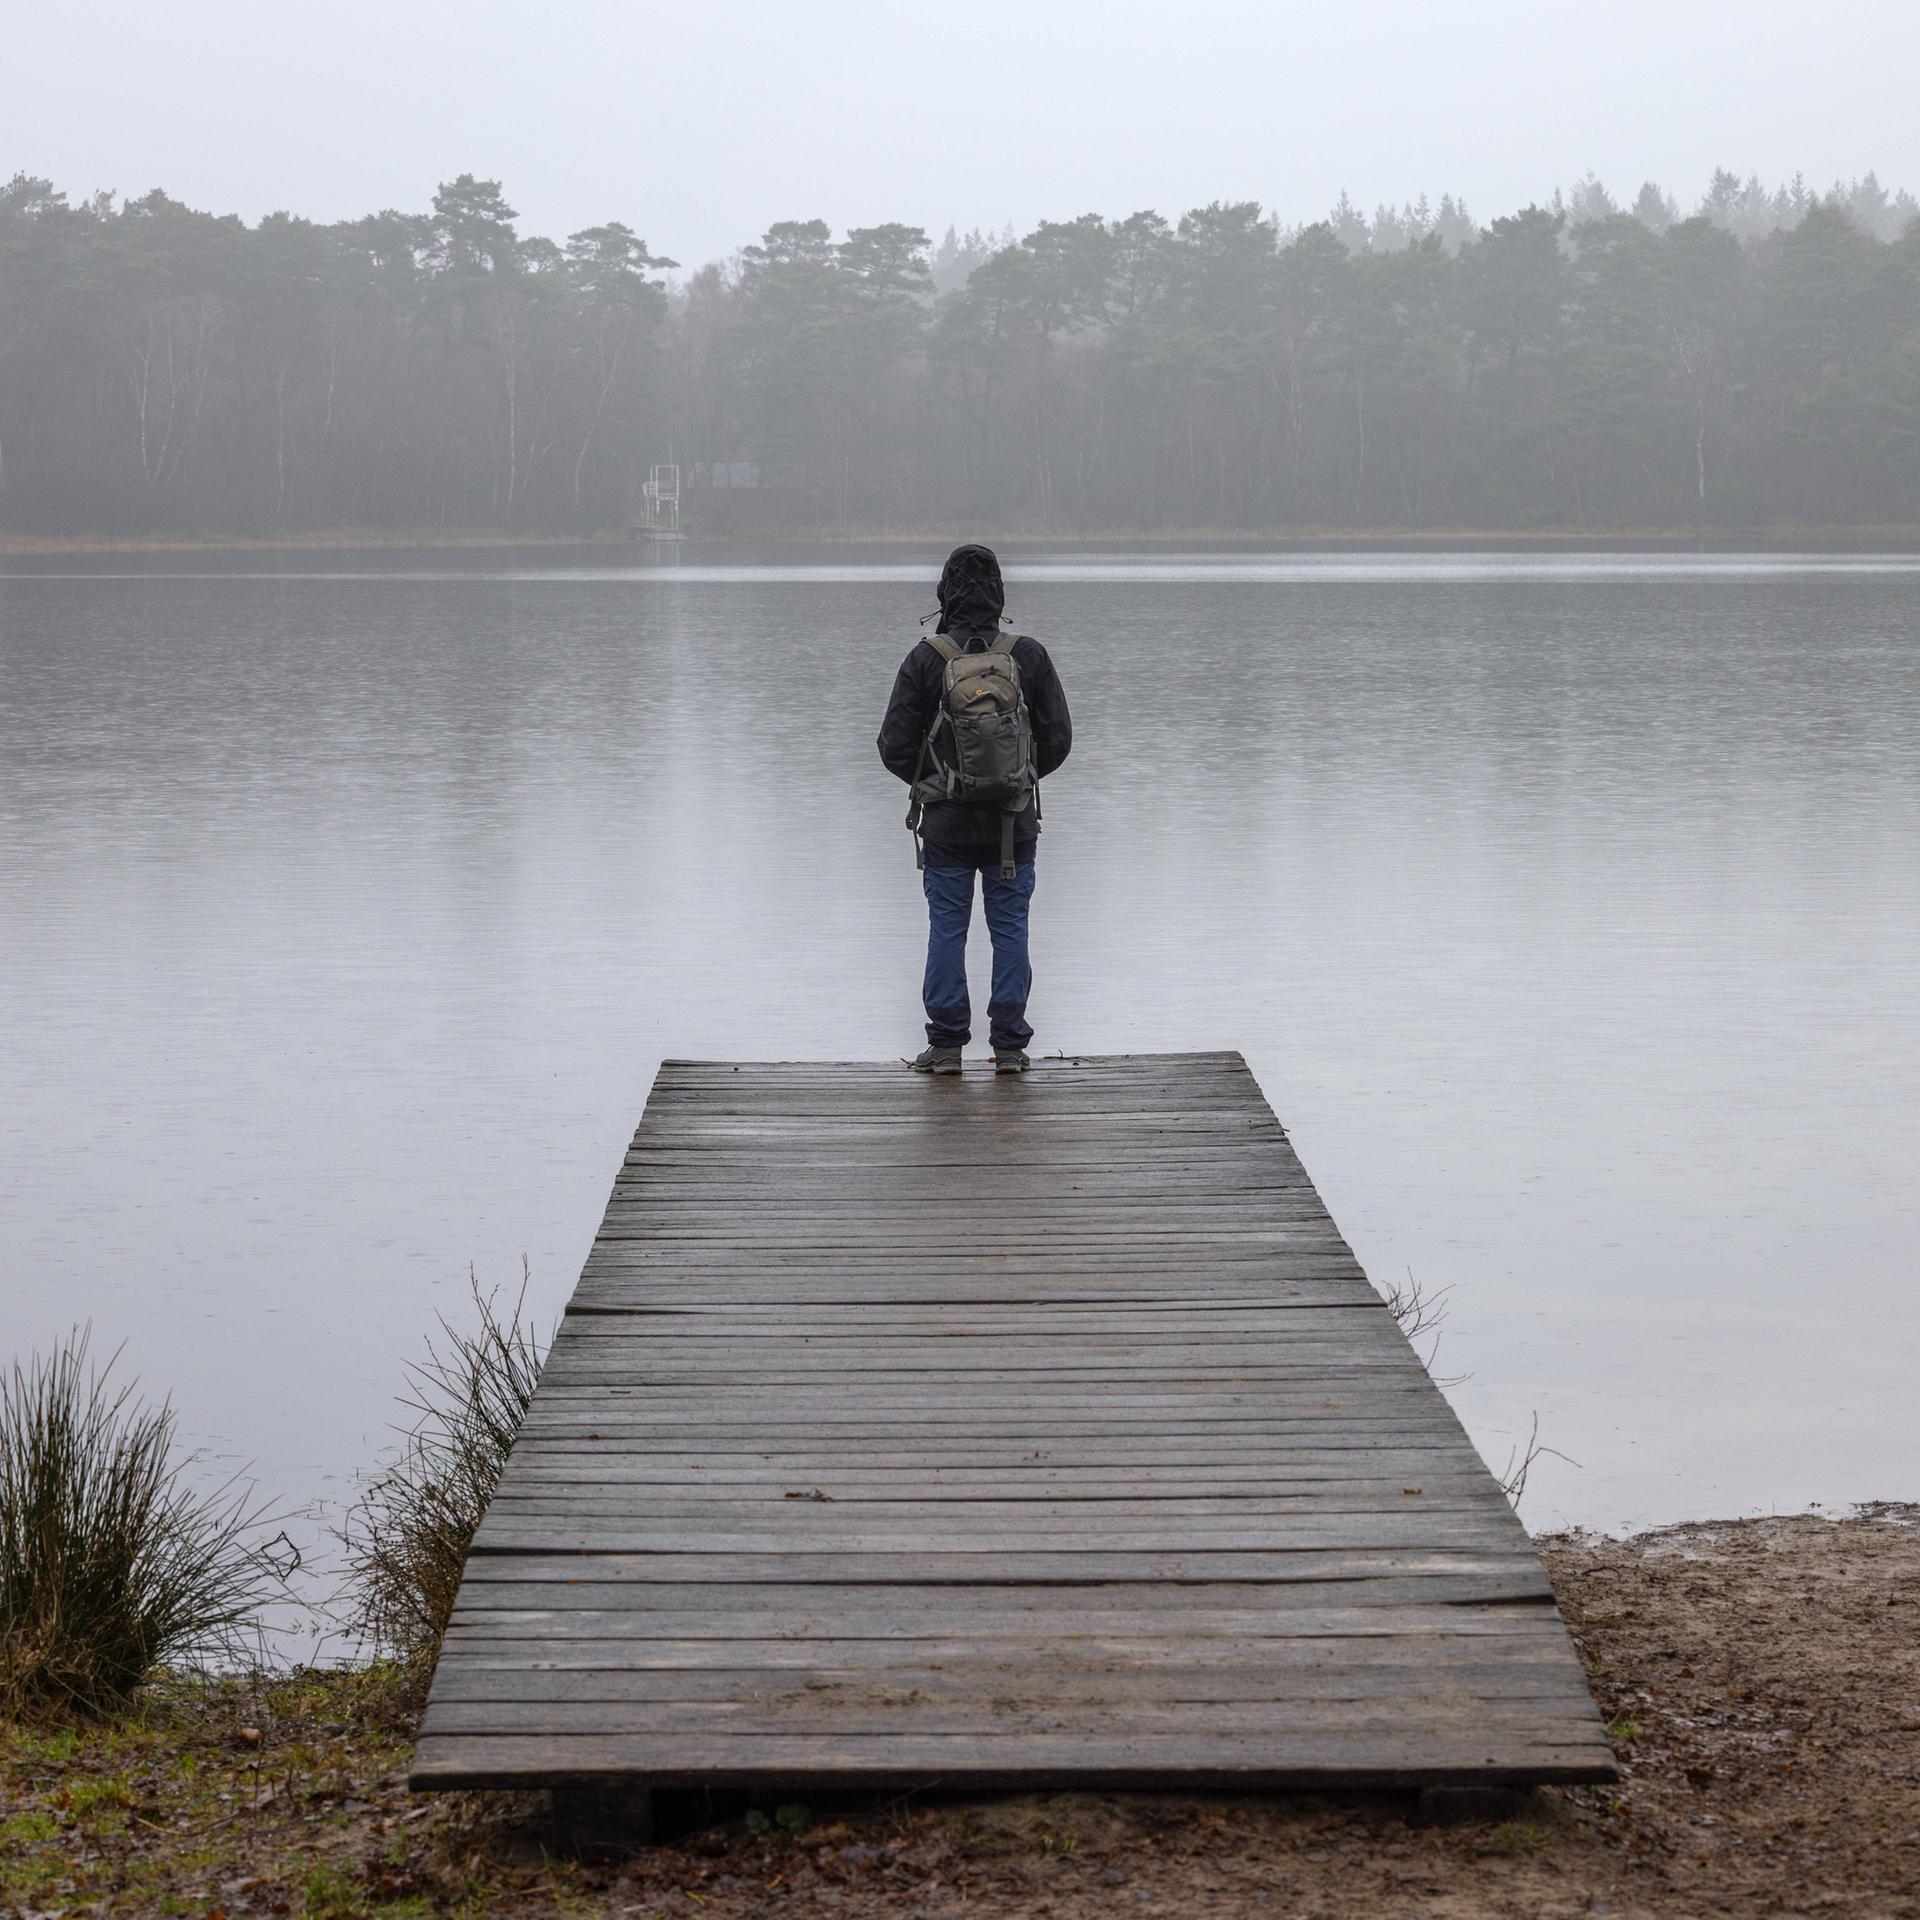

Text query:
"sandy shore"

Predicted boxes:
[[3, 1509, 1915, 1918]]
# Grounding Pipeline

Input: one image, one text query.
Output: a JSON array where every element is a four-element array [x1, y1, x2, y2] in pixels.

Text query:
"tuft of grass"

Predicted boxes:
[[0, 1329, 277, 1720], [340, 1266, 547, 1684]]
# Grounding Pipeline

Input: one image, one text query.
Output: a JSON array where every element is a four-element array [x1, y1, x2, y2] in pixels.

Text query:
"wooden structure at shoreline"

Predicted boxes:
[[411, 1054, 1614, 1795]]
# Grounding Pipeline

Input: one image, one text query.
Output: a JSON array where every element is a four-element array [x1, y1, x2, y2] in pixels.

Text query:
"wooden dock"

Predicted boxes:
[[412, 1053, 1615, 1793]]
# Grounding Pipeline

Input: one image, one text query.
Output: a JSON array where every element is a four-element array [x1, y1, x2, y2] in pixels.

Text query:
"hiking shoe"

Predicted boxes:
[[993, 1049, 1031, 1074], [910, 1045, 963, 1075]]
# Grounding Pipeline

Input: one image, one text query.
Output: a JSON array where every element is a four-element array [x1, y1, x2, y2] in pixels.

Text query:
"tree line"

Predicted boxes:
[[1, 167, 1916, 538]]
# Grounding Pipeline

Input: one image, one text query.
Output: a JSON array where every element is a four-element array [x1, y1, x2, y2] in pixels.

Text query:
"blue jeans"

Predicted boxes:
[[921, 853, 1036, 1051]]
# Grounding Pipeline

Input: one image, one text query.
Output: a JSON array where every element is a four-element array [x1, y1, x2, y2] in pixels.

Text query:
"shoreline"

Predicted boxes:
[[4, 1508, 1914, 1917], [4, 523, 1920, 557]]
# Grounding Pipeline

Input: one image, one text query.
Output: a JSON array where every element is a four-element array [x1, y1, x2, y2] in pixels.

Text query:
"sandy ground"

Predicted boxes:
[[3, 1509, 1916, 1919]]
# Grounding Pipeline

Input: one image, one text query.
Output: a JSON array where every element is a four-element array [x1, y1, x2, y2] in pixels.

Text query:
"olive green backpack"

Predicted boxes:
[[904, 632, 1038, 878]]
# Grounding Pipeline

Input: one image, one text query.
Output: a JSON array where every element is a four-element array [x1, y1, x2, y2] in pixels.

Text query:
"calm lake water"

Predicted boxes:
[[3, 547, 1917, 1561]]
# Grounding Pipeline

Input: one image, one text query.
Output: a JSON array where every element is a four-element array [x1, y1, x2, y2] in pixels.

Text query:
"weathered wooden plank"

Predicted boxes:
[[472, 1517, 1515, 1544], [465, 1514, 1523, 1555], [427, 1666, 1590, 1708], [570, 1303, 1373, 1323], [430, 1635, 1583, 1673], [512, 1429, 1467, 1447], [410, 1731, 1619, 1791], [498, 1449, 1477, 1473], [483, 1487, 1509, 1514], [438, 1595, 1572, 1637], [577, 1243, 1359, 1262], [584, 1257, 1358, 1273], [450, 1550, 1551, 1588], [564, 1302, 1384, 1324], [540, 1329, 1418, 1354], [420, 1701, 1612, 1743], [526, 1401, 1442, 1422], [492, 1473, 1501, 1499], [520, 1388, 1449, 1410], [447, 1570, 1551, 1609], [517, 1389, 1460, 1412], [534, 1358, 1434, 1381], [513, 1417, 1472, 1438], [553, 1324, 1401, 1348]]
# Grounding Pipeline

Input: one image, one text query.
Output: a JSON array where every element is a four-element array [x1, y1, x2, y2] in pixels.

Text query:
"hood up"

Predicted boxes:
[[934, 543, 1005, 636]]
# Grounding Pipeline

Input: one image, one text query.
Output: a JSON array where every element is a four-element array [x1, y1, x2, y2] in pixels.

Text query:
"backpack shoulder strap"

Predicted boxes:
[[988, 630, 1020, 656], [924, 633, 963, 663]]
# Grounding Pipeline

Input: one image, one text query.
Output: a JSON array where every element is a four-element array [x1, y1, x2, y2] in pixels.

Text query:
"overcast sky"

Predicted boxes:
[[10, 0, 1919, 267]]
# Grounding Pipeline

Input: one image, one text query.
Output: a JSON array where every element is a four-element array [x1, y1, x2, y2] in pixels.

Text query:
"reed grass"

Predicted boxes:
[[340, 1266, 547, 1683], [0, 1331, 275, 1719]]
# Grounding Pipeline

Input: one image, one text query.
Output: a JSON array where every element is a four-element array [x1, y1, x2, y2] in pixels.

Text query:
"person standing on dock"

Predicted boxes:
[[878, 544, 1072, 1075]]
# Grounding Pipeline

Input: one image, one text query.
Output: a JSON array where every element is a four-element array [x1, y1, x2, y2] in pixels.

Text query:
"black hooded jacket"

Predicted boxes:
[[875, 545, 1072, 856]]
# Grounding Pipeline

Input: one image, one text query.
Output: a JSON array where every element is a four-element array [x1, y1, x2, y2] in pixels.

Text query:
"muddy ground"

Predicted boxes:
[[3, 1509, 1916, 1919]]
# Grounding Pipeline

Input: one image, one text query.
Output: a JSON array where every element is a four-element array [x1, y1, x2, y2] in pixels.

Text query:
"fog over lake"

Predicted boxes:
[[3, 549, 1916, 1549]]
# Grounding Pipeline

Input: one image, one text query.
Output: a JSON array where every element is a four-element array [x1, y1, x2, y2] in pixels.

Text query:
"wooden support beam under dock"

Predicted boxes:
[[411, 1053, 1615, 1793]]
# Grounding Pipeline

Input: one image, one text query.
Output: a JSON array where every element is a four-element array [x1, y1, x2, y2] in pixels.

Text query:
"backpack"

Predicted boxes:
[[905, 631, 1038, 878]]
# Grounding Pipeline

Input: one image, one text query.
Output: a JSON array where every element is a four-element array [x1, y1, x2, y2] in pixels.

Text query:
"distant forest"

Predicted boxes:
[[2, 167, 1917, 538]]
